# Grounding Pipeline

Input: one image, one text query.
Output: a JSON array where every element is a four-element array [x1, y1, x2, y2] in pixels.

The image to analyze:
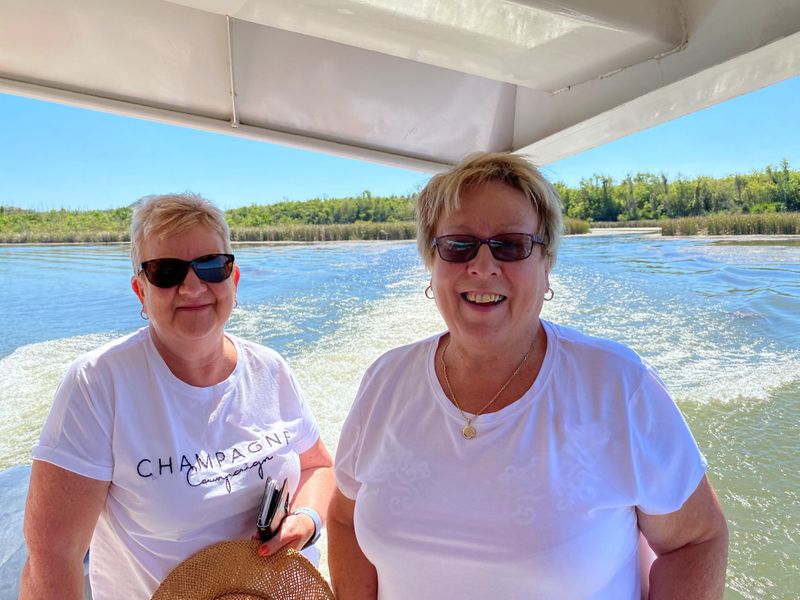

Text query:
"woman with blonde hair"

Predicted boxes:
[[328, 152, 728, 599], [20, 193, 334, 599]]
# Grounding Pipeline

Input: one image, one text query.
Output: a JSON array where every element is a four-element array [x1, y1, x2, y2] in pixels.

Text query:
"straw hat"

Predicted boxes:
[[151, 540, 334, 600]]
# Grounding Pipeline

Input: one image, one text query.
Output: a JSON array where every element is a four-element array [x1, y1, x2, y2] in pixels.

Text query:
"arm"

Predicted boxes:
[[638, 475, 728, 599], [328, 488, 378, 600], [257, 437, 335, 554], [19, 460, 110, 600]]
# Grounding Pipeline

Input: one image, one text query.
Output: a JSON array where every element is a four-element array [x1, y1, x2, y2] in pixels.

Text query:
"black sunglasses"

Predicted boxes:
[[432, 233, 545, 263], [139, 253, 235, 288]]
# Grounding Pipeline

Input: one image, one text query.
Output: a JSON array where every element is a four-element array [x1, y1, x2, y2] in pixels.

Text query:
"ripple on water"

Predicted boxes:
[[684, 384, 800, 599]]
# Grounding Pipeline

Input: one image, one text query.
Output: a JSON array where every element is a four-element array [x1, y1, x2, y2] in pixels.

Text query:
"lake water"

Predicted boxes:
[[1, 233, 798, 598]]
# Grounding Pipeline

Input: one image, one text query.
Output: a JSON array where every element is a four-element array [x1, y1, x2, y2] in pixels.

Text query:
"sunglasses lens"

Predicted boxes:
[[488, 234, 533, 261], [437, 236, 479, 262], [193, 254, 234, 283], [144, 259, 189, 288], [435, 235, 536, 262], [141, 254, 234, 288]]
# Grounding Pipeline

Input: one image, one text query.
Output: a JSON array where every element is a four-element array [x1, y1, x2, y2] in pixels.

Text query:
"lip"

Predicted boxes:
[[176, 303, 212, 311], [461, 291, 507, 307]]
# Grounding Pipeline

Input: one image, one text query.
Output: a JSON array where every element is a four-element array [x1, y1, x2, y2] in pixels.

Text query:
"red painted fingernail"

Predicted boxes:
[[258, 546, 269, 556]]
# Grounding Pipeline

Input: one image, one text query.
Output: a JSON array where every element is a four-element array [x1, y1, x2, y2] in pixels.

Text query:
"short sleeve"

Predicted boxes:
[[334, 368, 371, 500], [629, 362, 708, 515], [33, 358, 114, 481]]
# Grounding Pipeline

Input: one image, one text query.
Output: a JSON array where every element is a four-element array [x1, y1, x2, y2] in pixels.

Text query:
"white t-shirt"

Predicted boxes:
[[335, 320, 707, 600], [34, 327, 320, 599]]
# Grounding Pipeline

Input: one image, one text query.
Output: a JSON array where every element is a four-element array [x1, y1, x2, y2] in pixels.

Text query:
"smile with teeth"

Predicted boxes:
[[463, 292, 506, 304]]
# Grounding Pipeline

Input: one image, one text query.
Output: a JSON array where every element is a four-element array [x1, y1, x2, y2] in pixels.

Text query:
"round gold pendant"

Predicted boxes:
[[462, 424, 476, 439]]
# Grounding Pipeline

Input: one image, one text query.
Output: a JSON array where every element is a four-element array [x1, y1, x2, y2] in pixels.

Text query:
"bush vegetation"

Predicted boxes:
[[0, 192, 590, 243], [3, 161, 799, 243], [554, 159, 800, 222], [660, 213, 800, 236]]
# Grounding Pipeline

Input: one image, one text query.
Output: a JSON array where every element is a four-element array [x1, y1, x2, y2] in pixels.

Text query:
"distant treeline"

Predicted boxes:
[[554, 159, 800, 222], [2, 163, 800, 243], [0, 190, 586, 243], [226, 191, 414, 226]]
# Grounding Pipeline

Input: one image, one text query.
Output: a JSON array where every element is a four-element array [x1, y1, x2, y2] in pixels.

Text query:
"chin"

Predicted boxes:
[[169, 320, 225, 341]]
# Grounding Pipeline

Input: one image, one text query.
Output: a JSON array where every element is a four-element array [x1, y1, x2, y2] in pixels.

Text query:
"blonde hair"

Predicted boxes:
[[130, 193, 232, 272], [416, 152, 563, 269]]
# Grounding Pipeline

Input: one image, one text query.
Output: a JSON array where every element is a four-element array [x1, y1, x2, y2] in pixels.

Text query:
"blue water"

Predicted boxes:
[[1, 233, 798, 598], [0, 241, 421, 358]]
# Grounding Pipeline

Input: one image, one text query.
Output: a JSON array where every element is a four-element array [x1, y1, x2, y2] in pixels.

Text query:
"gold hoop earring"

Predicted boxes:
[[544, 287, 554, 301], [424, 284, 434, 300]]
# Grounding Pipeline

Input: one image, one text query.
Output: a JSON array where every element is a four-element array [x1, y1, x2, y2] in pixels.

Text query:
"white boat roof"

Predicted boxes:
[[2, 0, 799, 173]]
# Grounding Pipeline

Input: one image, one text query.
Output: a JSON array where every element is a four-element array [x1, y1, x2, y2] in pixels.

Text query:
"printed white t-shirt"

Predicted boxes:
[[34, 327, 320, 599], [335, 320, 707, 600]]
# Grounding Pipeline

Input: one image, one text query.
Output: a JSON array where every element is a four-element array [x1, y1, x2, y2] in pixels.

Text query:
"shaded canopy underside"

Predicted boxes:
[[1, 0, 799, 172]]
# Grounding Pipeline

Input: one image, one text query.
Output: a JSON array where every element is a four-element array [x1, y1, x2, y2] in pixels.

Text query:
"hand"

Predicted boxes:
[[256, 512, 316, 556]]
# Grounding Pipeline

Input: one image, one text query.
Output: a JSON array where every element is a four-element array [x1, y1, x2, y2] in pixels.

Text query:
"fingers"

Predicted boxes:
[[256, 513, 314, 556]]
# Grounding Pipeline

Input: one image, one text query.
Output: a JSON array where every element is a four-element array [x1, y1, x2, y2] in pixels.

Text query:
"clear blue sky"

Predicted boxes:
[[1, 75, 798, 211], [543, 74, 800, 188]]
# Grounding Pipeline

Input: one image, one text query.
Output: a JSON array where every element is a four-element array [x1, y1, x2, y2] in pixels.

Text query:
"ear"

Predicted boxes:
[[131, 274, 146, 305], [232, 264, 241, 288]]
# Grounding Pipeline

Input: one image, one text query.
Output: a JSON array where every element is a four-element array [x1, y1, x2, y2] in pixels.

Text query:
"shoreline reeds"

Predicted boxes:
[[5, 211, 800, 244], [0, 219, 592, 244], [592, 213, 800, 235]]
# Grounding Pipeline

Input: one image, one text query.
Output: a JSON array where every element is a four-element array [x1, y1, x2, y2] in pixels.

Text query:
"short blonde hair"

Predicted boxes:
[[416, 152, 563, 269], [130, 193, 232, 272]]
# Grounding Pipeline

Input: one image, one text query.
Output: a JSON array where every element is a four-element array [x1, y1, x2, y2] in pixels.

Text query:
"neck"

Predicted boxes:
[[445, 320, 542, 373], [149, 328, 236, 387], [436, 321, 546, 415]]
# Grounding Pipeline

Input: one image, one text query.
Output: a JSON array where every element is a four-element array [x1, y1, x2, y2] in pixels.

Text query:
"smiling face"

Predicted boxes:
[[131, 225, 240, 353], [430, 180, 549, 351]]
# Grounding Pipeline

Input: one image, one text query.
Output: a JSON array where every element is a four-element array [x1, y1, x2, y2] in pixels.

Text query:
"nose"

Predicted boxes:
[[468, 243, 500, 276], [177, 267, 208, 295]]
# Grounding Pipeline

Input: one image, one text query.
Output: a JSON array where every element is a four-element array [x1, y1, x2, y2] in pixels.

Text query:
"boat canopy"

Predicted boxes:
[[1, 0, 799, 172]]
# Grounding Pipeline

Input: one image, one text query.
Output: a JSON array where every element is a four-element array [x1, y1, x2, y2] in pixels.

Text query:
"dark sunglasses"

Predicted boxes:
[[139, 253, 235, 288], [432, 233, 544, 262]]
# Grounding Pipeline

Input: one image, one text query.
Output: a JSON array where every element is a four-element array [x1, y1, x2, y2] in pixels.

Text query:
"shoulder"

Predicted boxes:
[[342, 335, 440, 436], [66, 328, 150, 377], [543, 320, 658, 401], [348, 335, 441, 421], [228, 334, 288, 370], [546, 320, 646, 372]]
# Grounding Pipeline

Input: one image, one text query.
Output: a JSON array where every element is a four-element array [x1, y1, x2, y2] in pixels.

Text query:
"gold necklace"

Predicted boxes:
[[440, 335, 535, 440]]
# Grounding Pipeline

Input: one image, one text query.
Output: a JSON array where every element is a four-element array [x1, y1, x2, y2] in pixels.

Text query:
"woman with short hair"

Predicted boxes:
[[20, 193, 334, 599], [328, 152, 728, 599]]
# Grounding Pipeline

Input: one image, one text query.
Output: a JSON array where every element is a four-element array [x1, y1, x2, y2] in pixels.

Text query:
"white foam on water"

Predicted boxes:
[[544, 272, 800, 405], [287, 277, 444, 451], [0, 333, 118, 470]]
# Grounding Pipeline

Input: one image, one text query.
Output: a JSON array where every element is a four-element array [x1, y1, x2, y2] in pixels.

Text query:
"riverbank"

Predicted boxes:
[[592, 212, 800, 235], [0, 218, 592, 243], [4, 210, 800, 243]]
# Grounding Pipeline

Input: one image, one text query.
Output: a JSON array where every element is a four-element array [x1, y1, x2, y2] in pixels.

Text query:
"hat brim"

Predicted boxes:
[[151, 540, 333, 600]]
